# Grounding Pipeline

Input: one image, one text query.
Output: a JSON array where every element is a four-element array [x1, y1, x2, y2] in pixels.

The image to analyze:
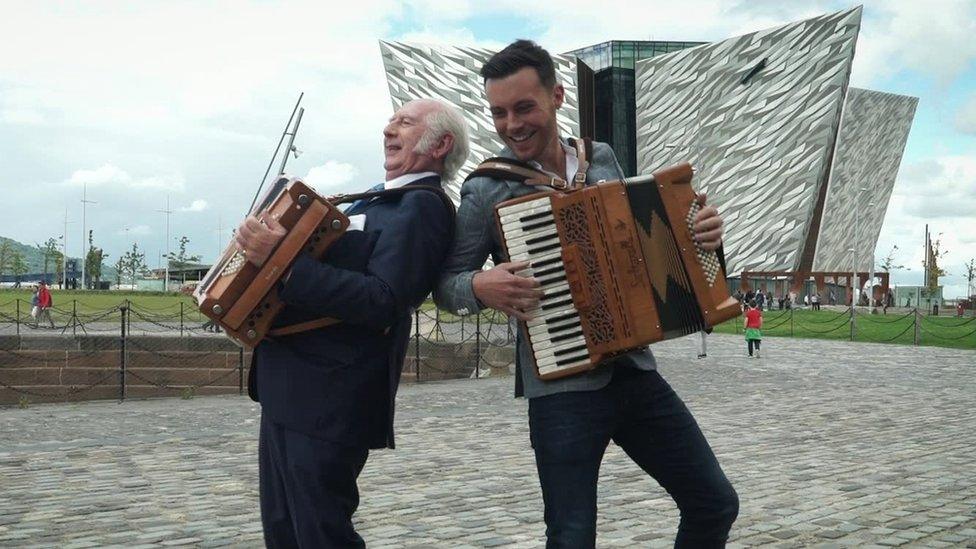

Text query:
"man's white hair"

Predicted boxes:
[[413, 99, 470, 180]]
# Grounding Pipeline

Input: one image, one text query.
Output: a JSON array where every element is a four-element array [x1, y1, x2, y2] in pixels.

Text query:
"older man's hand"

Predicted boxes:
[[235, 214, 287, 268], [472, 261, 543, 321], [692, 193, 723, 251]]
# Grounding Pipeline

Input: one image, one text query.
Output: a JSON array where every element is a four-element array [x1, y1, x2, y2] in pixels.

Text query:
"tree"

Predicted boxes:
[[120, 242, 148, 285], [0, 239, 12, 275], [10, 251, 28, 285], [925, 236, 949, 292], [877, 245, 907, 272], [165, 236, 202, 284], [114, 256, 125, 286], [36, 238, 61, 281], [85, 230, 108, 289], [965, 258, 975, 301]]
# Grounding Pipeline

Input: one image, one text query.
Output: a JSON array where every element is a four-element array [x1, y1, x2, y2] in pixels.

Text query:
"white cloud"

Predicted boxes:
[[180, 199, 209, 213], [305, 161, 361, 191], [64, 164, 185, 192], [0, 108, 46, 125], [955, 96, 976, 136], [66, 164, 132, 187]]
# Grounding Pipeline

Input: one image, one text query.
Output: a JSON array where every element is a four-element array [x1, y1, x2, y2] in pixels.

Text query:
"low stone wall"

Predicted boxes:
[[0, 335, 515, 406]]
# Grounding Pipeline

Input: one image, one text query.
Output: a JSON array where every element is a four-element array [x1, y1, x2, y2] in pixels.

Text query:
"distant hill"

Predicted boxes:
[[0, 235, 117, 281]]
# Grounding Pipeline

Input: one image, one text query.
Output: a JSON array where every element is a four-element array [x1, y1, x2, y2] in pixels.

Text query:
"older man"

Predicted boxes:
[[236, 98, 468, 548], [434, 41, 738, 547]]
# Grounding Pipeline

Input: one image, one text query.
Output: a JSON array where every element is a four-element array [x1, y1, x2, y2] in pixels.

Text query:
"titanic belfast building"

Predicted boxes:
[[379, 7, 917, 290]]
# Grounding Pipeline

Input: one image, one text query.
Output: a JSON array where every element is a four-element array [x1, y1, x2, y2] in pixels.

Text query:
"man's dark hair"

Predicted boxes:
[[480, 39, 557, 89], [749, 300, 757, 308]]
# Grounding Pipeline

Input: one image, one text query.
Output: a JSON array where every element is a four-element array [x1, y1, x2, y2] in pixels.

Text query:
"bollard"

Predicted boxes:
[[15, 299, 19, 336], [72, 300, 77, 337], [180, 302, 184, 338]]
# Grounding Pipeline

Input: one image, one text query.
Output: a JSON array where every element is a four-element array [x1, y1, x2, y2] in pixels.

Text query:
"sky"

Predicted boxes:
[[1, 0, 974, 297]]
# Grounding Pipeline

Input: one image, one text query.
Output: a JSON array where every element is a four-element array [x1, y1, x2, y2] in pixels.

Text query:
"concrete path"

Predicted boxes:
[[1, 334, 974, 547]]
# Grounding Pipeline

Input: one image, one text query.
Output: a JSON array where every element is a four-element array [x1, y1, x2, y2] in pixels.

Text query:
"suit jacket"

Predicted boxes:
[[249, 175, 453, 449], [433, 140, 656, 399]]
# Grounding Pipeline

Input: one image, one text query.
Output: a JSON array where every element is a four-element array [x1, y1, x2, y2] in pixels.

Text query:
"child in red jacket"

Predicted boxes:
[[745, 300, 763, 358]]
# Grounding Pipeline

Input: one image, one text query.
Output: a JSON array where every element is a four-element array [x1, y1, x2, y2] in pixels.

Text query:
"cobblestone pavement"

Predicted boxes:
[[1, 334, 974, 548]]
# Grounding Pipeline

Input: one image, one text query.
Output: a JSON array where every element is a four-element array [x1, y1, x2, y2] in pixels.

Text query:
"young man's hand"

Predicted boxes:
[[692, 193, 723, 251], [472, 261, 543, 321]]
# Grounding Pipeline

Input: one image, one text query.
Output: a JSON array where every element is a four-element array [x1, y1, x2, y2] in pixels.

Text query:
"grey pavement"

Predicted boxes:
[[1, 334, 975, 548]]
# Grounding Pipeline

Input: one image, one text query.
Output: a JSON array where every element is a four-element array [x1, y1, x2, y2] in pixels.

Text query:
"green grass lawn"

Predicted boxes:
[[3, 288, 973, 351], [713, 307, 976, 350]]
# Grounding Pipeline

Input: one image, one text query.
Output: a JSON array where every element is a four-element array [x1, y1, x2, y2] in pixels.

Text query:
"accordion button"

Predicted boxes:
[[247, 329, 257, 340], [332, 219, 342, 230], [212, 304, 224, 315]]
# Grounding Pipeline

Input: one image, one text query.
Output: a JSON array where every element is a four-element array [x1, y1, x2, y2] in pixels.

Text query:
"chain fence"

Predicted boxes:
[[2, 297, 973, 405], [0, 298, 516, 405]]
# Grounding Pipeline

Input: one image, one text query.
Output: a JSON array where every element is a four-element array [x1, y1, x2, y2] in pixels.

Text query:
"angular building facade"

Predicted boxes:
[[379, 41, 588, 205], [635, 7, 863, 275], [567, 40, 705, 176], [379, 7, 916, 277], [812, 88, 919, 272]]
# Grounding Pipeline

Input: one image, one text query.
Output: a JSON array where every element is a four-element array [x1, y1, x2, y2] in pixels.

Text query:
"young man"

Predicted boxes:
[[237, 98, 468, 547], [434, 40, 738, 548]]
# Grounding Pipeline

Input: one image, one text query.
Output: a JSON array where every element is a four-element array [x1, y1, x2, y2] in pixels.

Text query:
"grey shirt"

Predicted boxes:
[[433, 139, 656, 399]]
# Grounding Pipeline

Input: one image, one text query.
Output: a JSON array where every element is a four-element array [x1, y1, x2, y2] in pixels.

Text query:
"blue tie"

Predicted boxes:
[[344, 183, 385, 215]]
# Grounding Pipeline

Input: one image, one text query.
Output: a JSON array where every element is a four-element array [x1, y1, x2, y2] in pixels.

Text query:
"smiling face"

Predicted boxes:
[[383, 100, 438, 181], [485, 66, 564, 164]]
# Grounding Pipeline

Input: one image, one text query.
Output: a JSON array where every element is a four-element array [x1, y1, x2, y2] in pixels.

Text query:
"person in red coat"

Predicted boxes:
[[36, 281, 55, 328], [744, 300, 763, 358]]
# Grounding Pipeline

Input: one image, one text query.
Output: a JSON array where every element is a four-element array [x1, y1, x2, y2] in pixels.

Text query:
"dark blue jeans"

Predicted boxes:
[[528, 367, 738, 548]]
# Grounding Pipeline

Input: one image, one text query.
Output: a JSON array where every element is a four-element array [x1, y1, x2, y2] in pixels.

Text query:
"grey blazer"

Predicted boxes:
[[433, 138, 656, 399]]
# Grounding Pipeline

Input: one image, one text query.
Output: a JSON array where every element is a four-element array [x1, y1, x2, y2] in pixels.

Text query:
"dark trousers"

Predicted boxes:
[[259, 414, 369, 548], [747, 339, 761, 355], [528, 367, 738, 548]]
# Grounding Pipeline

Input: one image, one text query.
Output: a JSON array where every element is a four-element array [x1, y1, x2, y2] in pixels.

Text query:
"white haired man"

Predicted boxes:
[[236, 98, 468, 547]]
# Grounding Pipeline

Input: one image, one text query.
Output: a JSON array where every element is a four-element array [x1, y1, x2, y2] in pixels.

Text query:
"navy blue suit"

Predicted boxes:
[[248, 175, 453, 547]]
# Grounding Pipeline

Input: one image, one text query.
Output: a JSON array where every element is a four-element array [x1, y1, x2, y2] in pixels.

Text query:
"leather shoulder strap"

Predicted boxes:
[[465, 157, 571, 191]]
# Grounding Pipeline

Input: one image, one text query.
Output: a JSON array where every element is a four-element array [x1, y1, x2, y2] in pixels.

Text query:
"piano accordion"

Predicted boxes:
[[495, 163, 740, 380], [193, 176, 349, 347]]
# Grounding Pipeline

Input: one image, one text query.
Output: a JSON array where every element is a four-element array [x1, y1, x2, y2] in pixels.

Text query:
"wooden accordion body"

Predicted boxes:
[[495, 163, 740, 380], [193, 176, 349, 347]]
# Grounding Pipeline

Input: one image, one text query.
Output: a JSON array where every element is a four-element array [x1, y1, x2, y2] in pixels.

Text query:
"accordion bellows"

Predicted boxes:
[[495, 163, 741, 380], [193, 177, 349, 347]]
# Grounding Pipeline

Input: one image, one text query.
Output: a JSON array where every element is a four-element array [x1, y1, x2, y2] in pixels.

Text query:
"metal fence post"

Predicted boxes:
[[238, 347, 244, 396], [415, 309, 421, 382], [475, 313, 481, 379], [72, 300, 78, 337], [180, 302, 185, 338], [913, 307, 920, 346], [850, 305, 855, 342], [119, 304, 127, 402], [15, 299, 19, 336]]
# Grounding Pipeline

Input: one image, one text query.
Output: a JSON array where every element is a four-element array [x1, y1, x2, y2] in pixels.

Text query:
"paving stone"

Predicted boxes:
[[1, 335, 975, 547]]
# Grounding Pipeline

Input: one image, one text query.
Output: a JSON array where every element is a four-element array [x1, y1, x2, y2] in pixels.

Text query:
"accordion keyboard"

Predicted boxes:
[[498, 196, 591, 376]]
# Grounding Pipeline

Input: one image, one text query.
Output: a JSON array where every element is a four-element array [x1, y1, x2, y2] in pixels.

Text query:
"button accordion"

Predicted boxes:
[[495, 163, 741, 380], [193, 176, 349, 347]]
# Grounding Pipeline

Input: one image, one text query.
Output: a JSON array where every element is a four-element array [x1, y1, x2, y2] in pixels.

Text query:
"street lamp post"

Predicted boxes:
[[80, 183, 97, 290], [157, 196, 172, 292]]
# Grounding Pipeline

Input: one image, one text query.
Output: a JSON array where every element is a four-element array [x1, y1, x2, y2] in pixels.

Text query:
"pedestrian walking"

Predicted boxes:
[[745, 300, 763, 358]]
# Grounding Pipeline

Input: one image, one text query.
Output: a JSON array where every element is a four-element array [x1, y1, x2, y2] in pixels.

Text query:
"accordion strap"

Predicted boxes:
[[270, 184, 455, 338], [465, 137, 592, 191]]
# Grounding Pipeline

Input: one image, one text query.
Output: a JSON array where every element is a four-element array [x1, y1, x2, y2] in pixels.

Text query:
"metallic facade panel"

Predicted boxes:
[[380, 41, 583, 205], [635, 8, 862, 275], [812, 88, 919, 272]]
